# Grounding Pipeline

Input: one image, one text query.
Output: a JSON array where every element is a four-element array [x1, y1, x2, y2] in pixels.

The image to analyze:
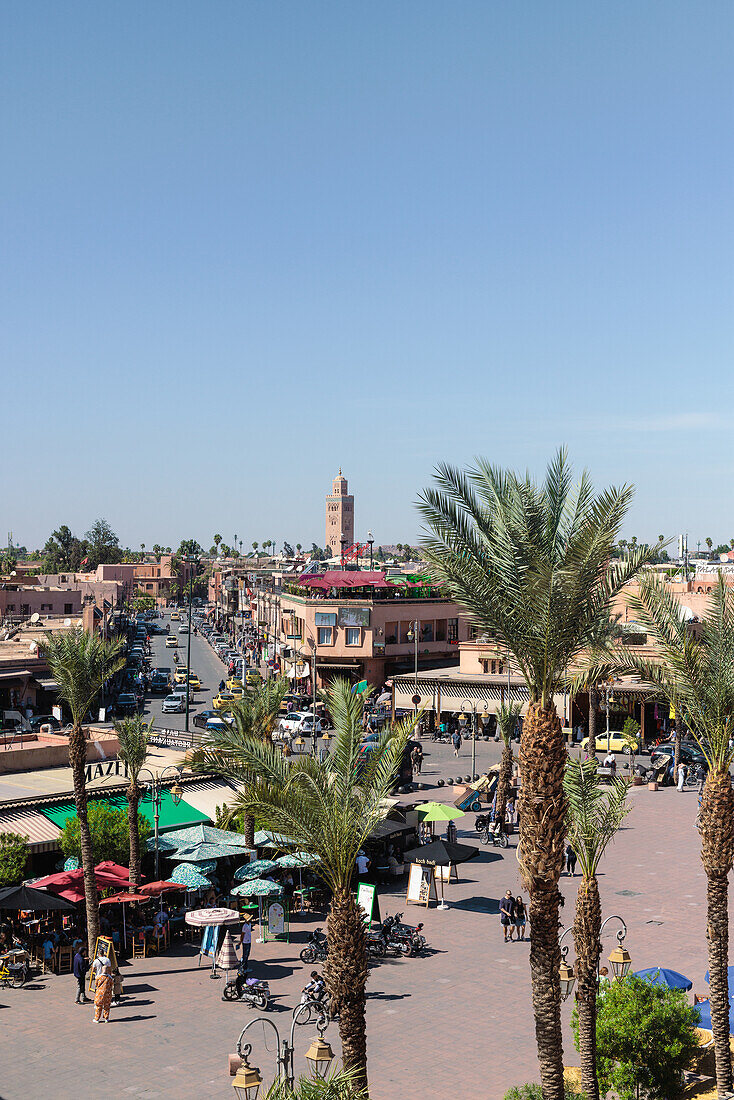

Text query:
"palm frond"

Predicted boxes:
[[563, 756, 630, 878]]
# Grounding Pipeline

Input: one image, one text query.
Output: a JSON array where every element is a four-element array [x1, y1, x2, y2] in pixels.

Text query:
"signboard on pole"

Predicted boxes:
[[356, 882, 381, 926]]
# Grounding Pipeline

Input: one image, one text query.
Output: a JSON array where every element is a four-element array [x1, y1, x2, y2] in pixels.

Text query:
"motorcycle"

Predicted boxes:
[[381, 914, 427, 956], [222, 972, 270, 1008], [299, 928, 328, 964], [475, 814, 509, 848]]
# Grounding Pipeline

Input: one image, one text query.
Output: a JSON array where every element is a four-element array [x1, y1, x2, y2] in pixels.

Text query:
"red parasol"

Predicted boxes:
[[98, 892, 150, 905], [138, 881, 186, 896]]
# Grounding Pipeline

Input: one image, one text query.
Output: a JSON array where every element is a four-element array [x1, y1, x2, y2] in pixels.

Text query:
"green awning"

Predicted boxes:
[[39, 790, 210, 834]]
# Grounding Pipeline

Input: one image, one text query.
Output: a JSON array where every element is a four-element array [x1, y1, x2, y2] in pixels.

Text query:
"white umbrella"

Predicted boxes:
[[185, 907, 240, 973], [216, 930, 239, 984]]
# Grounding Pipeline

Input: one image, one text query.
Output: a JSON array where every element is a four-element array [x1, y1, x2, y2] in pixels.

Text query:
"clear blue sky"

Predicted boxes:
[[2, 2, 733, 552]]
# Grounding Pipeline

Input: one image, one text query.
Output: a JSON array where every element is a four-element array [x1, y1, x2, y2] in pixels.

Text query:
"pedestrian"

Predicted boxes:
[[452, 730, 462, 757], [73, 943, 89, 1004], [499, 890, 515, 942], [238, 914, 252, 970], [411, 744, 423, 775], [355, 850, 370, 881], [677, 762, 687, 791], [505, 797, 515, 827], [91, 952, 113, 1023], [565, 843, 577, 877], [514, 895, 527, 941]]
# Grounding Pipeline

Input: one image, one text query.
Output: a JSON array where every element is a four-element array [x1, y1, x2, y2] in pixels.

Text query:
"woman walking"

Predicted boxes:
[[514, 895, 527, 941], [92, 953, 113, 1023]]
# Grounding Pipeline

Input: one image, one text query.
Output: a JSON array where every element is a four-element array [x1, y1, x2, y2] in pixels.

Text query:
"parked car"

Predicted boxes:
[[580, 732, 638, 755], [115, 693, 139, 716], [29, 714, 62, 732], [213, 692, 235, 712], [246, 669, 262, 686], [278, 711, 322, 740], [194, 709, 221, 729], [650, 742, 707, 769], [162, 695, 185, 714]]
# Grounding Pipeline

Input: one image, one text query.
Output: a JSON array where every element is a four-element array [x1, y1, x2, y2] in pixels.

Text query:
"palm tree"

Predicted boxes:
[[40, 628, 126, 953], [494, 702, 520, 826], [585, 573, 734, 1095], [189, 677, 290, 846], [214, 534, 222, 554], [263, 1068, 368, 1098], [194, 680, 411, 1091], [706, 536, 714, 557], [114, 715, 152, 887], [296, 543, 302, 555], [563, 757, 629, 1100], [418, 449, 650, 1098], [252, 541, 259, 563]]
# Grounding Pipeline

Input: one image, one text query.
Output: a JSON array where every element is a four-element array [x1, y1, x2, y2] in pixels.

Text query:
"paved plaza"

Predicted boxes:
[[2, 741, 719, 1100]]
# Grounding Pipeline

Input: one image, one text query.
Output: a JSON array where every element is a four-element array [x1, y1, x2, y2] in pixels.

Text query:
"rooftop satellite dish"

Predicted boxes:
[[29, 641, 38, 653], [30, 612, 40, 624], [10, 570, 16, 576], [64, 617, 72, 627], [76, 619, 83, 627]]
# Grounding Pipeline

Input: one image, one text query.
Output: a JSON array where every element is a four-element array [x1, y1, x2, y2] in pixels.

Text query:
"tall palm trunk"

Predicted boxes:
[[69, 723, 100, 955], [325, 889, 369, 1092], [588, 687, 598, 759], [242, 811, 255, 849], [518, 702, 567, 1100], [573, 876, 602, 1100], [495, 739, 513, 825], [674, 713, 682, 773], [700, 769, 734, 1096], [127, 781, 141, 888]]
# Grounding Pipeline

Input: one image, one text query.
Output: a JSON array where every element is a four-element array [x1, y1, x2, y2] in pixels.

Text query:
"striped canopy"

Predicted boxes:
[[231, 878, 283, 898], [169, 863, 212, 889], [233, 860, 279, 882]]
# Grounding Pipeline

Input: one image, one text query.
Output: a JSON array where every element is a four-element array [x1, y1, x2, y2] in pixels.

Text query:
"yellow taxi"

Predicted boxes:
[[245, 669, 262, 686], [229, 684, 244, 700], [170, 612, 181, 622], [226, 677, 243, 692], [580, 733, 638, 755], [165, 635, 179, 648], [174, 667, 189, 684], [213, 692, 235, 712], [187, 673, 201, 690]]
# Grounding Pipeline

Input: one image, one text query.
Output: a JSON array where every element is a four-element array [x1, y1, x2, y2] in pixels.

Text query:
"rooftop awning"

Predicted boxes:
[[0, 806, 62, 853], [33, 677, 59, 690], [178, 780, 242, 821], [39, 790, 210, 834], [0, 669, 32, 681]]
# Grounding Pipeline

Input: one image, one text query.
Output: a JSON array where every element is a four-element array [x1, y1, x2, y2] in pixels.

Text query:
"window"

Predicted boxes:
[[7, 604, 15, 612], [64, 603, 73, 615], [20, 604, 30, 616], [41, 603, 53, 612], [345, 627, 360, 646], [447, 618, 459, 642], [421, 623, 434, 642], [435, 619, 446, 642], [317, 627, 332, 645], [146, 583, 153, 590], [60, 576, 67, 583]]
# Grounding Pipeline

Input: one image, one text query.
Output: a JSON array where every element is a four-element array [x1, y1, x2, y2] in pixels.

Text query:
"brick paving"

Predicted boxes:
[[2, 741, 723, 1099]]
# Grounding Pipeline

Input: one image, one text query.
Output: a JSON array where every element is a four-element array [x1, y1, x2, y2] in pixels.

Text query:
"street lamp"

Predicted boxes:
[[602, 916, 632, 979], [367, 531, 374, 570], [139, 765, 184, 879], [480, 706, 491, 740], [229, 1002, 334, 1092], [461, 700, 478, 780], [406, 620, 419, 715], [184, 554, 199, 733]]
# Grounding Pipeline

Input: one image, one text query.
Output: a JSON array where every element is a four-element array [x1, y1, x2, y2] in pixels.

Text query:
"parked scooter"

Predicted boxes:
[[222, 969, 270, 1008], [381, 913, 427, 956]]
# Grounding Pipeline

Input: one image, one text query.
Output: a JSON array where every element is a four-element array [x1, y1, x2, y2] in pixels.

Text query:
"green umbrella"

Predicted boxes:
[[233, 860, 279, 882], [173, 842, 247, 862], [274, 853, 320, 869], [169, 863, 212, 889], [230, 878, 283, 943], [176, 858, 217, 876], [150, 824, 254, 853], [414, 801, 465, 822]]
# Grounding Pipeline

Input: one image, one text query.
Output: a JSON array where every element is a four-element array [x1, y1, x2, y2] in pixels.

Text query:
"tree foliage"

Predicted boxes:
[[60, 802, 151, 865], [264, 1068, 368, 1099], [0, 832, 29, 887], [572, 974, 699, 1100]]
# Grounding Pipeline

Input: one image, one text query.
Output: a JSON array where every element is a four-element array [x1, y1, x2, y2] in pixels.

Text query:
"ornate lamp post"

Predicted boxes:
[[139, 765, 184, 879], [558, 916, 632, 1002], [230, 1002, 335, 1095]]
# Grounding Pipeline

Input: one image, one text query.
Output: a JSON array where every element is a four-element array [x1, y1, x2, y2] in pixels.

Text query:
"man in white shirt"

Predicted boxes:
[[355, 851, 370, 880]]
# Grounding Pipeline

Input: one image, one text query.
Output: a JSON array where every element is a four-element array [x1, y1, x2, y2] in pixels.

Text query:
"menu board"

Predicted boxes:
[[406, 863, 435, 908], [88, 935, 118, 993], [356, 882, 381, 926]]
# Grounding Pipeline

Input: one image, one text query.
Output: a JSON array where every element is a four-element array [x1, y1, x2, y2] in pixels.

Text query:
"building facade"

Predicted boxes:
[[325, 470, 354, 556]]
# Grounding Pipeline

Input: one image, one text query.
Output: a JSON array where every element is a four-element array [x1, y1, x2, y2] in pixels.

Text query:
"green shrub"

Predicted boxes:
[[571, 974, 699, 1100], [0, 831, 29, 886], [60, 802, 151, 865]]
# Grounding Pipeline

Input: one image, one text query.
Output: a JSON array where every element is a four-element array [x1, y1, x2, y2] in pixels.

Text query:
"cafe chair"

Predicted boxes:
[[57, 946, 73, 974], [132, 934, 146, 959]]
